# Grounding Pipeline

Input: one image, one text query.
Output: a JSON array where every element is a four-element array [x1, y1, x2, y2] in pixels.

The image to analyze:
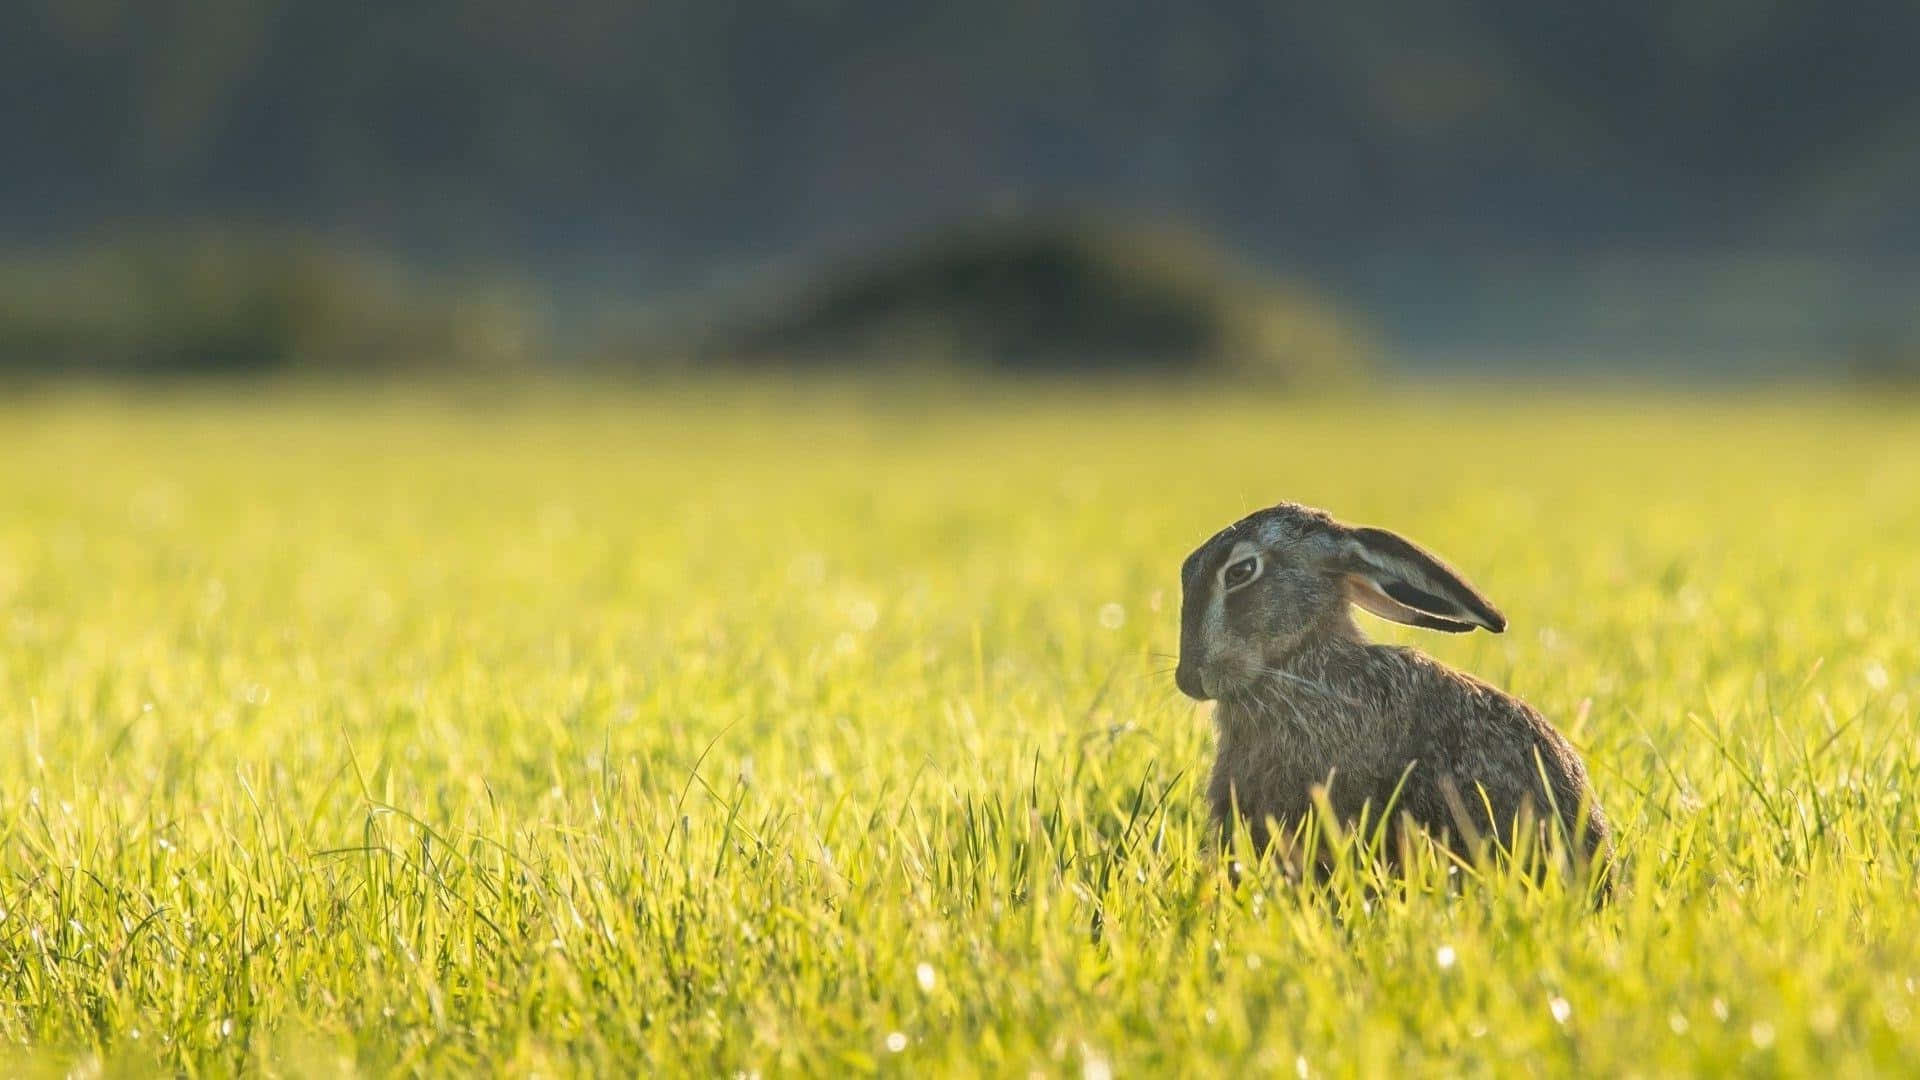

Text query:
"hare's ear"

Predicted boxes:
[[1337, 526, 1507, 634]]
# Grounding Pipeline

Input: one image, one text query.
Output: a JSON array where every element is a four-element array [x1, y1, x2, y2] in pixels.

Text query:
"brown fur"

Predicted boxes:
[[1175, 502, 1611, 882]]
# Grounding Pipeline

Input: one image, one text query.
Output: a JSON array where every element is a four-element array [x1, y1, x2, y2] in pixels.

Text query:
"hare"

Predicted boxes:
[[1174, 502, 1610, 882]]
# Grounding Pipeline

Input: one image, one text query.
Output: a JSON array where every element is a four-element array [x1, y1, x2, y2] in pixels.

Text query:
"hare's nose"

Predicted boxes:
[[1174, 659, 1209, 700], [1176, 598, 1211, 699]]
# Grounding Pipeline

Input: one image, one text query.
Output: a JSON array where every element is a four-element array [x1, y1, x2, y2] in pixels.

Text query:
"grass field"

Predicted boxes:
[[2, 383, 1918, 1076]]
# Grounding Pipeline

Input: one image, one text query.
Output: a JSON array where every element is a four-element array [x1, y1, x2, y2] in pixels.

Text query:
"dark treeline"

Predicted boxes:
[[8, 0, 1920, 279]]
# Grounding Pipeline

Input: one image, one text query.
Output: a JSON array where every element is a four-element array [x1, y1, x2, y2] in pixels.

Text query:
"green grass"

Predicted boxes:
[[2, 383, 1918, 1076]]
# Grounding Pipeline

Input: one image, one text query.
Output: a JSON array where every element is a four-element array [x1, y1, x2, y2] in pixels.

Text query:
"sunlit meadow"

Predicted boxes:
[[2, 383, 1918, 1075]]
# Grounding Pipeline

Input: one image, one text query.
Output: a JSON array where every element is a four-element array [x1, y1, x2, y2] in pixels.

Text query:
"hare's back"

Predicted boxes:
[[1392, 650, 1609, 855]]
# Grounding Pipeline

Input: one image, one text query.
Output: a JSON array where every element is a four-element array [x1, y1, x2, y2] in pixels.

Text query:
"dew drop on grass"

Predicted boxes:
[[1865, 661, 1891, 691], [1669, 1012, 1689, 1035], [885, 1032, 908, 1053], [1549, 996, 1572, 1025], [1436, 945, 1456, 970], [1751, 1022, 1775, 1048], [916, 962, 936, 993], [1081, 1049, 1112, 1080]]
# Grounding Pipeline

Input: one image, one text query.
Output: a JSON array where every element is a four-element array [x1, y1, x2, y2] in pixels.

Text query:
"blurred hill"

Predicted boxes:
[[7, 0, 1919, 272], [690, 215, 1369, 378], [0, 227, 540, 376]]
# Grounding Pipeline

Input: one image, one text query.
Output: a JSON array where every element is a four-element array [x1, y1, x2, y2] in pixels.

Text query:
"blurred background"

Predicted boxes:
[[4, 0, 1919, 384]]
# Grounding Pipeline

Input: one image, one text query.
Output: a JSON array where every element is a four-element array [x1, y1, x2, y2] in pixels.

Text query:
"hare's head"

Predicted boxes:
[[1174, 502, 1507, 700]]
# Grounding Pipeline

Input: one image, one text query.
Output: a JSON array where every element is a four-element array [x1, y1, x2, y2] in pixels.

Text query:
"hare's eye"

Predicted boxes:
[[1221, 556, 1261, 591]]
